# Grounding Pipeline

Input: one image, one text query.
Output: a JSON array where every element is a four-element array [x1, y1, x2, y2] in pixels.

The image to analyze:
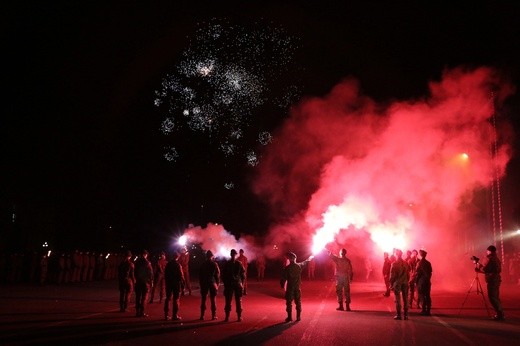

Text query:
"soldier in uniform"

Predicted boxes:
[[222, 249, 245, 322], [199, 250, 221, 320], [237, 249, 249, 295], [415, 249, 432, 316], [256, 254, 266, 281], [328, 248, 353, 311], [164, 251, 184, 321], [149, 251, 167, 303], [117, 250, 135, 312], [408, 249, 419, 308], [382, 252, 392, 297], [475, 245, 505, 321], [390, 249, 410, 320], [280, 252, 313, 322], [134, 250, 153, 317], [179, 247, 191, 295]]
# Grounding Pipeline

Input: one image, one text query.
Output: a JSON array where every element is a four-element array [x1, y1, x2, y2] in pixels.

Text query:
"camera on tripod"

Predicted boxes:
[[470, 256, 480, 264]]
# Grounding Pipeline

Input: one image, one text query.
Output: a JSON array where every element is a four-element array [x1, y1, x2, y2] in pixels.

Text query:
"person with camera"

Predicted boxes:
[[475, 245, 505, 321]]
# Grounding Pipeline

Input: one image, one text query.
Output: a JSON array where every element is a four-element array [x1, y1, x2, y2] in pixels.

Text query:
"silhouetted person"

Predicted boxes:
[[328, 248, 353, 311], [408, 249, 419, 309], [382, 252, 392, 297], [415, 249, 432, 316], [134, 250, 153, 317], [390, 249, 410, 320], [237, 249, 249, 295], [179, 247, 191, 295], [256, 254, 266, 281], [118, 250, 135, 312], [475, 245, 504, 321], [149, 251, 167, 303], [199, 250, 220, 320], [222, 249, 245, 322], [164, 251, 184, 321], [280, 252, 313, 322]]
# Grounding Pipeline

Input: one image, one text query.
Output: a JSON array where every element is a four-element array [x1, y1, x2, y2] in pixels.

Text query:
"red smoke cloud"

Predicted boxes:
[[253, 66, 515, 286]]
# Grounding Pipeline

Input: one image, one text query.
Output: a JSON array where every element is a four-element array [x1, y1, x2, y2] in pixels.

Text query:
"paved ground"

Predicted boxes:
[[0, 278, 519, 345]]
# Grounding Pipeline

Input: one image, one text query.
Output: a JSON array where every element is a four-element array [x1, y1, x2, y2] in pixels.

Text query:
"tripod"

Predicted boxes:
[[458, 270, 490, 317]]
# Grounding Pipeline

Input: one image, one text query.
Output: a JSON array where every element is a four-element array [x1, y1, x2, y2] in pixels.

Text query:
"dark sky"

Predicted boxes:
[[3, 2, 520, 252]]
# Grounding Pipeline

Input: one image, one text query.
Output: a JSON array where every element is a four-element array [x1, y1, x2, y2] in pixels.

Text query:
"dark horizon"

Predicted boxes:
[[3, 2, 520, 253]]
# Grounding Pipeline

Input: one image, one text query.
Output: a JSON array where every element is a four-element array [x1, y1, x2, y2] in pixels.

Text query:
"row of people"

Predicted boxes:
[[0, 250, 123, 284]]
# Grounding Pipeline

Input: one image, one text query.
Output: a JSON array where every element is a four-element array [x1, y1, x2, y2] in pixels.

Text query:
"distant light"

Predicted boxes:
[[516, 229, 520, 235], [47, 250, 52, 257], [461, 153, 469, 160], [106, 253, 110, 259], [42, 242, 49, 248]]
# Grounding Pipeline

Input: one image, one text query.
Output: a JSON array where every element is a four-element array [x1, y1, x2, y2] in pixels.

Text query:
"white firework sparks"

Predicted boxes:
[[164, 147, 179, 162], [155, 18, 301, 168]]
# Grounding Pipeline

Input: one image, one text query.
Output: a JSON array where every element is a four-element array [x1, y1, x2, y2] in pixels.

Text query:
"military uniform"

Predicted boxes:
[[329, 250, 353, 311], [117, 251, 135, 312], [199, 250, 221, 320], [280, 252, 311, 322], [222, 249, 245, 321], [390, 250, 410, 320], [134, 251, 153, 317], [415, 250, 432, 315], [149, 252, 167, 303], [164, 253, 185, 320]]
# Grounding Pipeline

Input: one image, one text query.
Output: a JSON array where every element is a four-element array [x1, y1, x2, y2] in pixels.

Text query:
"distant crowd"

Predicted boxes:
[[0, 250, 124, 285], [1, 248, 519, 286]]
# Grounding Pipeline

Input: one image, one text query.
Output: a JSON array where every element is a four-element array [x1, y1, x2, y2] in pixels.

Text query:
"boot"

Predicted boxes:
[[237, 313, 242, 322], [492, 312, 505, 321], [296, 311, 301, 321], [200, 309, 205, 321], [394, 312, 402, 320], [346, 303, 351, 311], [336, 302, 344, 311], [224, 312, 230, 322], [211, 312, 218, 320], [285, 311, 292, 322]]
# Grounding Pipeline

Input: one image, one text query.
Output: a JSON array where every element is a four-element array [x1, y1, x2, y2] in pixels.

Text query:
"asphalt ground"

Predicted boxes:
[[0, 278, 519, 345]]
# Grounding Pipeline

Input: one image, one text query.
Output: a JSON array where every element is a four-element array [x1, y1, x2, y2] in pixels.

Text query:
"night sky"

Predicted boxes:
[[4, 2, 520, 253]]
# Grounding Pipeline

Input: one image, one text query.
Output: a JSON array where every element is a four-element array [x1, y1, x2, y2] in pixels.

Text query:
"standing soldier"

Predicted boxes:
[[280, 252, 313, 322], [134, 250, 153, 317], [199, 250, 221, 320], [237, 249, 249, 295], [149, 251, 167, 303], [164, 251, 184, 321], [222, 249, 245, 322], [81, 251, 89, 282], [408, 249, 419, 309], [415, 249, 432, 316], [328, 248, 353, 311], [475, 245, 504, 321], [179, 247, 191, 295], [382, 252, 392, 297], [117, 250, 135, 312], [256, 254, 266, 281], [72, 250, 81, 282], [390, 249, 410, 320]]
